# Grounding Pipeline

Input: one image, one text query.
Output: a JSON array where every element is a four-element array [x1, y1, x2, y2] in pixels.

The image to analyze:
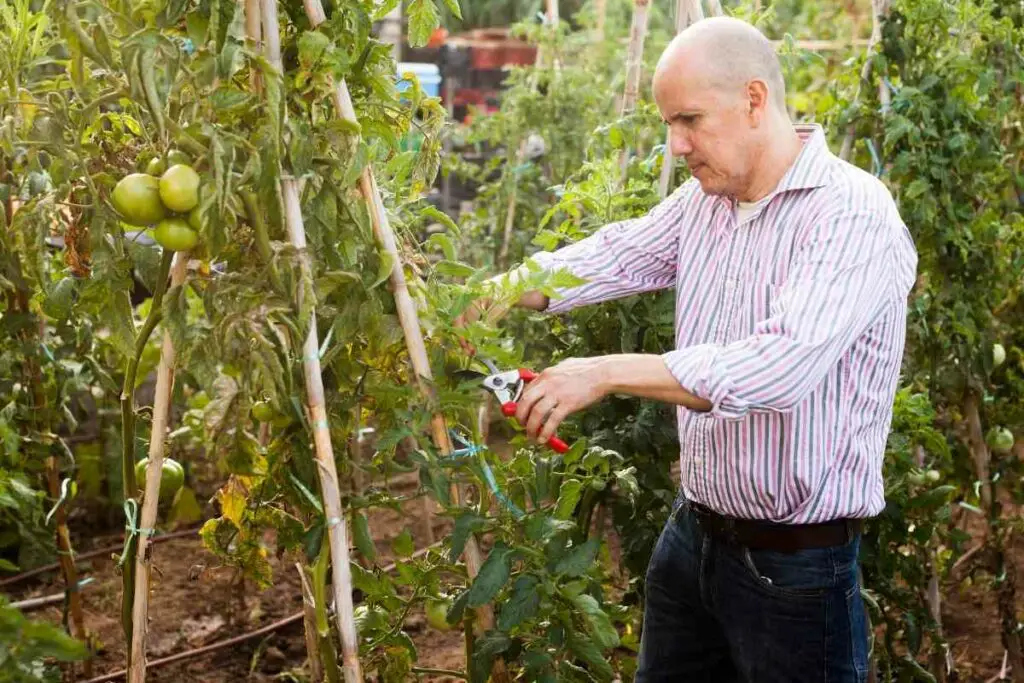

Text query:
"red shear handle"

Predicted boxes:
[[518, 368, 538, 382], [547, 436, 569, 453], [500, 402, 570, 453]]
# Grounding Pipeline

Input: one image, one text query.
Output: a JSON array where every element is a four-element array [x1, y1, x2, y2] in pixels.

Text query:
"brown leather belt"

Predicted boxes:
[[689, 501, 863, 554]]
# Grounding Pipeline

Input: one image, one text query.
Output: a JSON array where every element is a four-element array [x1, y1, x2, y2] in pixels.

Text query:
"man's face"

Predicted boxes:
[[653, 66, 759, 198]]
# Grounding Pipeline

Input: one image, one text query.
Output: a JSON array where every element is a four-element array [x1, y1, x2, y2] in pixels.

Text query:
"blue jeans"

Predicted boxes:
[[636, 493, 869, 682]]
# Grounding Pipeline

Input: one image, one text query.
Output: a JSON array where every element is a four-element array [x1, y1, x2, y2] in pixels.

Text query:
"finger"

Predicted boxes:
[[457, 337, 476, 357], [515, 381, 547, 426], [526, 397, 559, 440], [537, 407, 568, 445]]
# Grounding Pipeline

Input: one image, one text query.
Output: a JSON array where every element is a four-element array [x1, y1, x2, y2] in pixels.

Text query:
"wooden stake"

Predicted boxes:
[[259, 2, 362, 681], [594, 0, 607, 41], [128, 251, 188, 683], [618, 0, 651, 182], [657, 0, 707, 198], [704, 0, 723, 16], [245, 0, 262, 92], [296, 11, 507, 680]]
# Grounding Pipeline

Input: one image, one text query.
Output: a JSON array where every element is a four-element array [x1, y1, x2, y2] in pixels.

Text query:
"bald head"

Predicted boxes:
[[655, 16, 787, 112]]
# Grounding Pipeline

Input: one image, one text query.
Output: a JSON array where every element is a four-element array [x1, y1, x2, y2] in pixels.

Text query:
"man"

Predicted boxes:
[[458, 16, 917, 683]]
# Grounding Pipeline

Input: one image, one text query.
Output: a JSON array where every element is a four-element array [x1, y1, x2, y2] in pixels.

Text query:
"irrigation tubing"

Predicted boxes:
[[79, 542, 444, 683], [0, 526, 203, 589]]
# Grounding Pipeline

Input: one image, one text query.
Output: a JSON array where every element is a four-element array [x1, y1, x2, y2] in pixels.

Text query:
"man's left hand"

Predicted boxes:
[[515, 357, 611, 446]]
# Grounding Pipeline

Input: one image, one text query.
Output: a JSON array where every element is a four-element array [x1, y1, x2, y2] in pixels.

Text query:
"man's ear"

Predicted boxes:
[[747, 79, 770, 124]]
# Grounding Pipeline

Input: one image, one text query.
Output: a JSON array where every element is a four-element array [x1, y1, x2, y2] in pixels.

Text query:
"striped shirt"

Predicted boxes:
[[530, 124, 918, 524]]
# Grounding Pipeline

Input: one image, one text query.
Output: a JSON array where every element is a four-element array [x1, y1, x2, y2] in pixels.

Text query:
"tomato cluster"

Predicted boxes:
[[112, 151, 202, 252]]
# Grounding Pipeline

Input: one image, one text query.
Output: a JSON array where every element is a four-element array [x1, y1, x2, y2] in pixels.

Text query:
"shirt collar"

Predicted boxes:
[[717, 123, 834, 210], [773, 123, 834, 194]]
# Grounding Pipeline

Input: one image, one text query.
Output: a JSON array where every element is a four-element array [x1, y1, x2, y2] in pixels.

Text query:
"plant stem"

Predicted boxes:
[[118, 248, 174, 664]]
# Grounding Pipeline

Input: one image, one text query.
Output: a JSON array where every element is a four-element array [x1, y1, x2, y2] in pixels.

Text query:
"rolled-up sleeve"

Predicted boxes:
[[662, 210, 899, 419], [528, 186, 689, 314]]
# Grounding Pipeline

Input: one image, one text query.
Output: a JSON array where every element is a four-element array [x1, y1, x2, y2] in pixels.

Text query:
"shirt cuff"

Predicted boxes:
[[526, 251, 583, 315], [662, 346, 743, 420]]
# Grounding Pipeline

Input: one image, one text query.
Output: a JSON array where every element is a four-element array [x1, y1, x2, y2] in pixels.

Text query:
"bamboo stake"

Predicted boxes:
[[245, 0, 262, 92], [594, 0, 607, 41], [618, 0, 651, 182], [259, 2, 362, 681], [839, 0, 891, 161], [704, 0, 723, 16], [128, 251, 188, 683], [657, 0, 707, 199], [297, 8, 507, 680]]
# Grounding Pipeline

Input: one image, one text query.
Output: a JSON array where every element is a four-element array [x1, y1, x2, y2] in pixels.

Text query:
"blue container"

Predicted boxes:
[[396, 62, 442, 98]]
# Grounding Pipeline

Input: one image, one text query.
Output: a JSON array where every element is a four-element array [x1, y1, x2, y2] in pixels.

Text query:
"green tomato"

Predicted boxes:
[[187, 205, 203, 231], [167, 150, 191, 166], [993, 343, 1006, 368], [425, 598, 452, 631], [159, 164, 201, 212], [988, 427, 1015, 455], [135, 457, 185, 500], [113, 173, 166, 226], [153, 217, 199, 252], [145, 157, 167, 176], [251, 400, 276, 423]]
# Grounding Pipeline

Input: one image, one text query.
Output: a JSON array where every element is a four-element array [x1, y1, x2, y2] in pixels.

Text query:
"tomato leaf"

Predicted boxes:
[[370, 250, 395, 289], [434, 260, 476, 280], [497, 574, 540, 631], [554, 538, 599, 577], [441, 0, 463, 21], [470, 631, 512, 683], [466, 542, 513, 607], [566, 627, 614, 682], [426, 232, 456, 261], [353, 512, 376, 562], [554, 478, 582, 519], [448, 511, 486, 562], [405, 0, 439, 48], [392, 528, 414, 558], [570, 593, 619, 649]]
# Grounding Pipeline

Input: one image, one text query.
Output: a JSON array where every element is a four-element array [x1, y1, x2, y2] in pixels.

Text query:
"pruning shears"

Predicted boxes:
[[456, 357, 571, 454]]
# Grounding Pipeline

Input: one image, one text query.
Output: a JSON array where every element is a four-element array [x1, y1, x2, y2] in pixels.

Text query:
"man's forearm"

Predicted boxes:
[[599, 354, 712, 412], [517, 290, 549, 311]]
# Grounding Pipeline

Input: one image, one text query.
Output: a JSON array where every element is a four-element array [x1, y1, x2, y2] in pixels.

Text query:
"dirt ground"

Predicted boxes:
[[5, 467, 1022, 682]]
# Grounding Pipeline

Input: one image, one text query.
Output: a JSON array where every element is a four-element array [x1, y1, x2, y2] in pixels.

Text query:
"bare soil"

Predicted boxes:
[[5, 465, 1022, 683]]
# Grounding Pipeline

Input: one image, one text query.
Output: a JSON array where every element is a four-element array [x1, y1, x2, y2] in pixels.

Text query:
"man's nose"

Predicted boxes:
[[669, 129, 693, 157]]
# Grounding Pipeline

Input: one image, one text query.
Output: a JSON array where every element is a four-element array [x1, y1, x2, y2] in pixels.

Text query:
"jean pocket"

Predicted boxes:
[[739, 545, 842, 599]]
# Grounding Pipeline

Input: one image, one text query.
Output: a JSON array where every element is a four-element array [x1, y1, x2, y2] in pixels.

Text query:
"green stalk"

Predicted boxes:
[[313, 532, 341, 683], [119, 249, 174, 662], [240, 189, 285, 293]]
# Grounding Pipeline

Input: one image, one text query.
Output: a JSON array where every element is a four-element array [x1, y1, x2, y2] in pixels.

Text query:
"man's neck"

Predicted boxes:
[[736, 123, 804, 203]]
